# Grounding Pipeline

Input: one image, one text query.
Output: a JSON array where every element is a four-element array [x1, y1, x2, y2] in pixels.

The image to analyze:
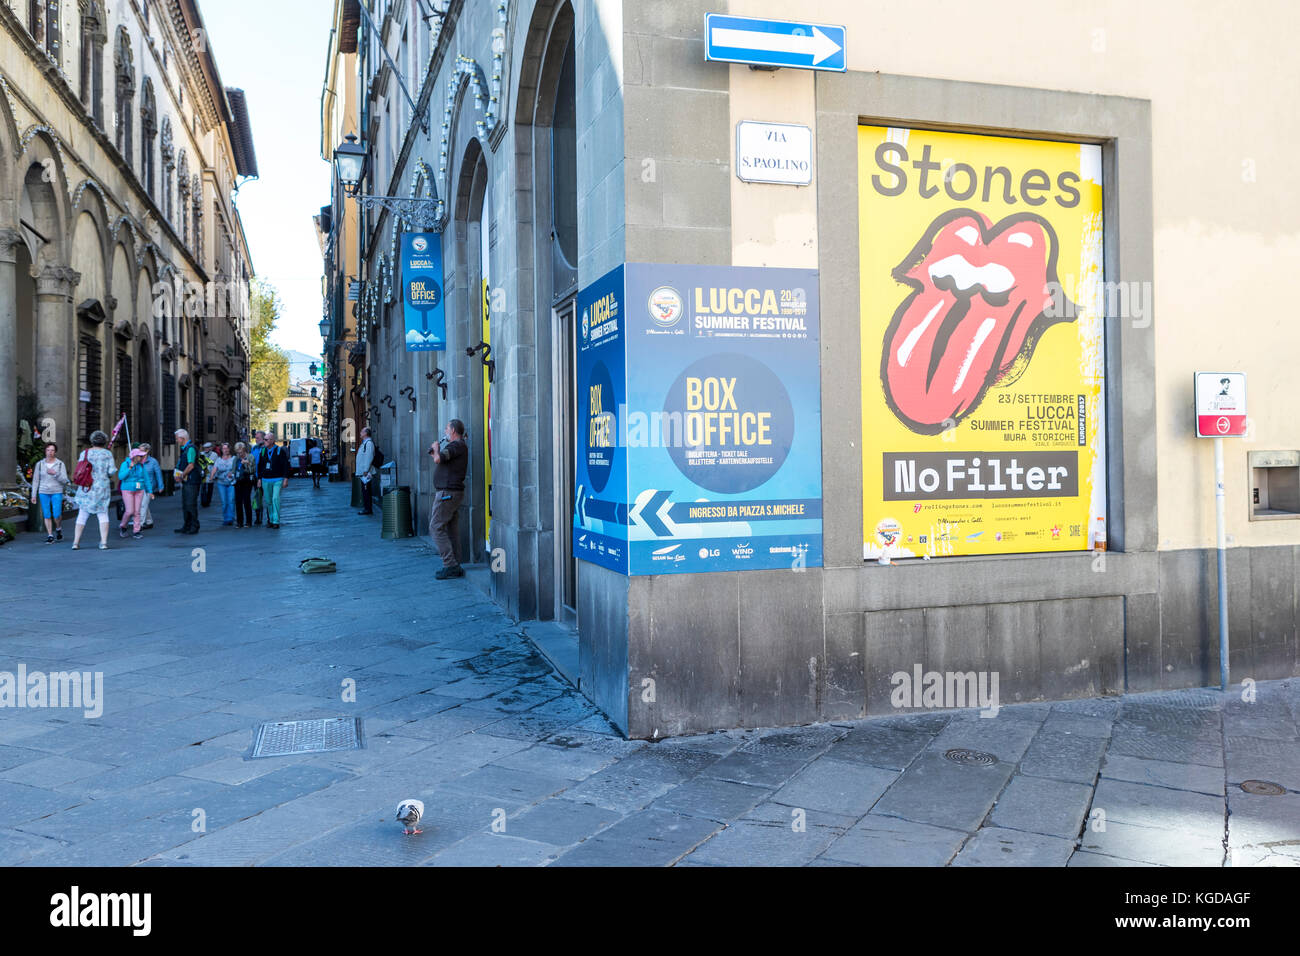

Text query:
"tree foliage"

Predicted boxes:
[[249, 281, 289, 431]]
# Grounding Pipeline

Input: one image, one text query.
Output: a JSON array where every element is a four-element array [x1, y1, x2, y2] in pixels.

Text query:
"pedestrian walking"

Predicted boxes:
[[116, 447, 155, 539], [250, 430, 267, 526], [427, 419, 468, 579], [233, 441, 255, 527], [209, 442, 239, 526], [356, 427, 377, 515], [199, 442, 217, 508], [173, 428, 202, 534], [137, 443, 163, 530], [257, 437, 290, 528], [308, 439, 324, 489], [29, 441, 68, 543], [71, 430, 116, 551]]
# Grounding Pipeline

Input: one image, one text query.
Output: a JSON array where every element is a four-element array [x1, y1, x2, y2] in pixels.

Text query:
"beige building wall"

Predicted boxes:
[[727, 0, 1300, 552]]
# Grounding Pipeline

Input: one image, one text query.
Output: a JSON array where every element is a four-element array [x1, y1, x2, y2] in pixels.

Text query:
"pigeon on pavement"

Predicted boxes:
[[396, 799, 425, 835]]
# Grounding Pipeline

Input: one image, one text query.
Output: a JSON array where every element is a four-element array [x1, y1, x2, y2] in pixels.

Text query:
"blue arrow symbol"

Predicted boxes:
[[710, 23, 842, 66], [639, 490, 672, 537]]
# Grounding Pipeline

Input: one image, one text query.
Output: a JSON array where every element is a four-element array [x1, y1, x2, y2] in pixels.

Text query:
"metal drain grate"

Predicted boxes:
[[944, 748, 998, 766], [249, 717, 364, 759], [1240, 779, 1286, 796]]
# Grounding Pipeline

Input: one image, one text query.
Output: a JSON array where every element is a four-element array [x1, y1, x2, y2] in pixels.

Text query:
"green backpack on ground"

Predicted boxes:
[[299, 556, 337, 574]]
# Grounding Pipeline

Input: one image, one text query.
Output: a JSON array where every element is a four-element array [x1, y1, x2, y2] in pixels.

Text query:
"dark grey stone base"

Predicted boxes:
[[602, 545, 1299, 739]]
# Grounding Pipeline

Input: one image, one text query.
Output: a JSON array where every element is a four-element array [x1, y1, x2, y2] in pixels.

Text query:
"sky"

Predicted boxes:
[[199, 0, 336, 359]]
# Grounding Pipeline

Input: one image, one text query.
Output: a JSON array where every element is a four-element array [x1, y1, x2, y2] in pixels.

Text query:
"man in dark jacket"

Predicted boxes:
[[173, 429, 201, 534], [257, 437, 291, 529], [427, 419, 468, 579]]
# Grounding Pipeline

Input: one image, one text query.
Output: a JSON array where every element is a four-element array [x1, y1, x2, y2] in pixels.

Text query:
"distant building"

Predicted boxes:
[[267, 379, 323, 443]]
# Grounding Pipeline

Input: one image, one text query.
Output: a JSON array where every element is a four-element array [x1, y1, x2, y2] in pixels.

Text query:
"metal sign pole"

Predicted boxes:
[[1214, 435, 1229, 690]]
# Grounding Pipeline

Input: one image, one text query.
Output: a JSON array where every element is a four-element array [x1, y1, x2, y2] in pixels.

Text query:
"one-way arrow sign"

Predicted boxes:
[[705, 14, 846, 72]]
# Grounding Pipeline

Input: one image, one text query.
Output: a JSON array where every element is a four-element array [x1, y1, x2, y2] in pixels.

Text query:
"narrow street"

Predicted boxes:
[[0, 482, 1295, 866]]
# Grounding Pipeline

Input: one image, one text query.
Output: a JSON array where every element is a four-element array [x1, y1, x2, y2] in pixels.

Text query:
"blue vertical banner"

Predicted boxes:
[[574, 264, 629, 574], [401, 232, 446, 351], [572, 262, 823, 575]]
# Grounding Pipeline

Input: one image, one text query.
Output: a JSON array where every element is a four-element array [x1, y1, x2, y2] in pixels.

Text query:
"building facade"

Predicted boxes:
[[320, 0, 1300, 738], [2, 0, 257, 488], [318, 2, 365, 479], [267, 379, 324, 443]]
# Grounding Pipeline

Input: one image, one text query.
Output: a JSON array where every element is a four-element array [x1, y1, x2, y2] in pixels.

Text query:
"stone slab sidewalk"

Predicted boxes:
[[1, 482, 1296, 865]]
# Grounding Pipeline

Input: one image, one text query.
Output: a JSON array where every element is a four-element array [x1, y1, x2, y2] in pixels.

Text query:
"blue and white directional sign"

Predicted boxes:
[[704, 14, 846, 72]]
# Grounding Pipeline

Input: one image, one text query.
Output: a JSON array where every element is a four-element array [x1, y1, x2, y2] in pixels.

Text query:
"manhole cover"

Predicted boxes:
[[250, 717, 364, 758], [1240, 779, 1286, 796], [944, 748, 998, 766]]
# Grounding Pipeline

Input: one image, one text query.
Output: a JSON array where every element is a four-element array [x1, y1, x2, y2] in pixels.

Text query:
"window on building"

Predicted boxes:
[[115, 349, 133, 444], [179, 385, 188, 432], [551, 36, 578, 270], [29, 0, 61, 64], [114, 28, 135, 166], [178, 151, 190, 245], [160, 118, 174, 222], [285, 400, 293, 412], [162, 372, 177, 441], [299, 401, 308, 412], [195, 386, 205, 440], [78, 335, 103, 442], [192, 176, 203, 262], [80, 3, 106, 127], [141, 79, 157, 199]]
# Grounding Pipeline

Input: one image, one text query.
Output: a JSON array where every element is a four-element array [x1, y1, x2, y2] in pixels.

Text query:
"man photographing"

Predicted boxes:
[[427, 419, 467, 579]]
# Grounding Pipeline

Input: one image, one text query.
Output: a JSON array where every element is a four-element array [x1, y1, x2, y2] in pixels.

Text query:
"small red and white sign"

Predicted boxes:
[[1195, 372, 1247, 438]]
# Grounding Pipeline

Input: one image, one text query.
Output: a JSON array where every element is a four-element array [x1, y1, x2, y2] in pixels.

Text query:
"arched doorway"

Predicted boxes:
[[525, 2, 579, 621], [454, 145, 492, 567]]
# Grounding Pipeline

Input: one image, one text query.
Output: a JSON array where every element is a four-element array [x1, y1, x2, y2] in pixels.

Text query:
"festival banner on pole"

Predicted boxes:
[[858, 126, 1107, 559], [401, 232, 446, 351]]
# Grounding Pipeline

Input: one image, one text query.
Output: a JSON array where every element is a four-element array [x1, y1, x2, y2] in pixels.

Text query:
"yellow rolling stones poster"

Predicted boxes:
[[859, 126, 1106, 559]]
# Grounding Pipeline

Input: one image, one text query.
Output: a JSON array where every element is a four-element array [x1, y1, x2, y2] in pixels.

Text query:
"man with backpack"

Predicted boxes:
[[356, 426, 382, 515]]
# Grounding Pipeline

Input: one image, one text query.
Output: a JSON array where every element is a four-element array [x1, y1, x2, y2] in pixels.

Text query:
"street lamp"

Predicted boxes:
[[333, 134, 367, 197], [318, 317, 330, 340]]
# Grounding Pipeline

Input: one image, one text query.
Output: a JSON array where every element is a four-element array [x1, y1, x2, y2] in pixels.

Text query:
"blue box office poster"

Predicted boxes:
[[401, 232, 447, 351], [574, 262, 823, 575]]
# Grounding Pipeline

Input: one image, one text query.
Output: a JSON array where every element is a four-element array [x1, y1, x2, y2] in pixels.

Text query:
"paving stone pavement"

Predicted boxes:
[[2, 483, 1298, 866]]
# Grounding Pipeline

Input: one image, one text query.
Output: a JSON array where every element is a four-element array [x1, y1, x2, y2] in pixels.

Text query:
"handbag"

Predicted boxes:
[[72, 450, 94, 489]]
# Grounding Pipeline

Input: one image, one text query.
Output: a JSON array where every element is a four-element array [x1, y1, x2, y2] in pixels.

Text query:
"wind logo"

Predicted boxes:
[[731, 541, 754, 559], [50, 887, 151, 936], [890, 665, 1000, 717]]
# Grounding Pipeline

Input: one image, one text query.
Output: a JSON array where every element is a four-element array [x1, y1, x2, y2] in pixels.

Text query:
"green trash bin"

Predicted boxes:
[[381, 486, 413, 540], [351, 476, 363, 509]]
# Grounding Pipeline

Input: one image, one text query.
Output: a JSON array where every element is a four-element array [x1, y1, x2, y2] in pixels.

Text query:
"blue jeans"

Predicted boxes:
[[39, 493, 62, 521], [217, 483, 236, 523], [262, 479, 284, 524]]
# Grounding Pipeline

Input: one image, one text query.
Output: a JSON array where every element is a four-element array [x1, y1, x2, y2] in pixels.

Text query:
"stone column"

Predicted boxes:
[[35, 264, 81, 453], [0, 229, 21, 486]]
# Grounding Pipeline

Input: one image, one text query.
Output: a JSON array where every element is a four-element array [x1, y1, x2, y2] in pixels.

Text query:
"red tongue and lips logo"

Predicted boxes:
[[881, 209, 1077, 435]]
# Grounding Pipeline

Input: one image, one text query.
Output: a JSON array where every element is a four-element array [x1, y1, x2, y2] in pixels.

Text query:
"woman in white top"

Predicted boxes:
[[29, 442, 69, 543]]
